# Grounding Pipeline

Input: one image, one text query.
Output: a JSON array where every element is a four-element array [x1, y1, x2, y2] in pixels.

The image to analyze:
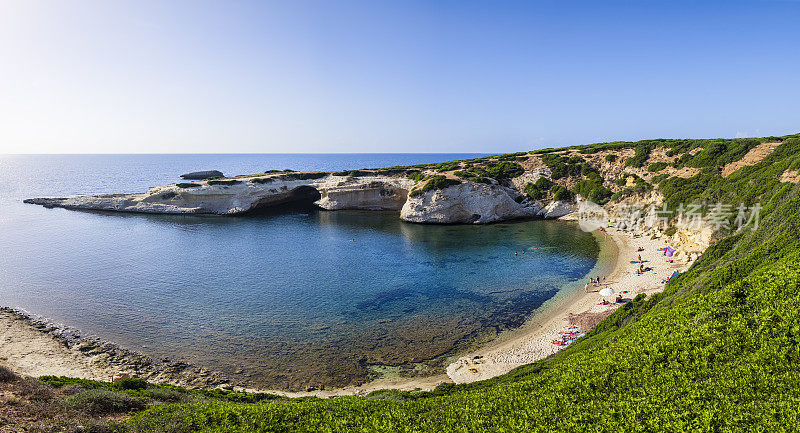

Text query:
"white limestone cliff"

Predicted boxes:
[[400, 182, 542, 224]]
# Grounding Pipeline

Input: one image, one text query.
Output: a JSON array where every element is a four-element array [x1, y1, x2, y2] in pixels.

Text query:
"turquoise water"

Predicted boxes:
[[0, 154, 599, 390]]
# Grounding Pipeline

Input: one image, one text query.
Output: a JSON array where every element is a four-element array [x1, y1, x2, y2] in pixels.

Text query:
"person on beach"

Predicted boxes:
[[585, 282, 590, 293]]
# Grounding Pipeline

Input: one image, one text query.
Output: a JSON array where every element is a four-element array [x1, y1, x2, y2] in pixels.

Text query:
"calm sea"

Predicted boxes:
[[0, 154, 599, 390]]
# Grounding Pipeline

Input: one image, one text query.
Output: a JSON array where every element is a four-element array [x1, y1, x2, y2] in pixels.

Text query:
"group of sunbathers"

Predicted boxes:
[[552, 325, 585, 347]]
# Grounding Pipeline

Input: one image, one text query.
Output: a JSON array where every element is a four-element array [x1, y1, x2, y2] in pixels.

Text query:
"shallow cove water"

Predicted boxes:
[[0, 154, 598, 390]]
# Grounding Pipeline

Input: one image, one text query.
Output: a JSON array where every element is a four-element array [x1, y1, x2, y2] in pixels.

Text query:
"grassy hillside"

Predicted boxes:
[[5, 135, 800, 432]]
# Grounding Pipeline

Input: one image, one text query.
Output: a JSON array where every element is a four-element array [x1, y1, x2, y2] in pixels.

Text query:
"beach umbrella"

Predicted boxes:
[[599, 288, 614, 297], [665, 246, 676, 257]]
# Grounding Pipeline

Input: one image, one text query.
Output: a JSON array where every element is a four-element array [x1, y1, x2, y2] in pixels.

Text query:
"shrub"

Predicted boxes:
[[65, 389, 147, 415], [572, 179, 612, 204], [435, 161, 461, 172], [408, 176, 460, 197], [534, 177, 552, 190], [651, 173, 669, 184], [250, 177, 274, 184], [285, 172, 328, 180], [541, 154, 582, 179], [647, 162, 669, 172], [484, 162, 524, 179], [176, 183, 201, 188], [523, 183, 543, 200], [550, 184, 573, 201], [113, 377, 149, 391], [472, 177, 492, 184], [143, 387, 189, 403], [407, 172, 427, 182], [332, 170, 369, 177], [207, 179, 242, 186], [16, 377, 56, 401], [624, 142, 655, 167], [605, 154, 617, 162], [453, 170, 475, 179], [0, 365, 18, 382]]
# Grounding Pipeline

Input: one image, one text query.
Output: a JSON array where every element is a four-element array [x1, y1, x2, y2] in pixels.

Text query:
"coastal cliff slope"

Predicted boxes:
[[111, 133, 800, 431], [8, 132, 800, 432]]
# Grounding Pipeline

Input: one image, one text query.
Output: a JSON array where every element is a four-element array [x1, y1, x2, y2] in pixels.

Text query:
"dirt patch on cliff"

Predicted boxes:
[[567, 311, 613, 330], [671, 166, 701, 179], [721, 142, 782, 177], [780, 169, 800, 184]]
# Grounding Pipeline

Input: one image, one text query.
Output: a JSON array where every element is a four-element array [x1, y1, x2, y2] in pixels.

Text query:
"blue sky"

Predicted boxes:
[[1, 0, 798, 153]]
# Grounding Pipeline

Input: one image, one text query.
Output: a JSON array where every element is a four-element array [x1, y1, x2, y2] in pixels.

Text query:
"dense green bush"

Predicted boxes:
[[176, 183, 201, 188], [541, 154, 583, 179], [207, 179, 242, 186], [407, 172, 427, 182], [523, 183, 543, 200], [651, 173, 669, 184], [624, 142, 655, 167], [250, 177, 274, 184], [572, 179, 612, 204], [332, 170, 369, 177], [534, 177, 552, 190], [65, 390, 147, 415], [647, 162, 669, 172], [284, 172, 328, 180], [484, 162, 525, 179], [434, 161, 461, 172], [549, 184, 573, 201], [496, 152, 529, 162], [408, 176, 461, 197], [605, 154, 617, 162]]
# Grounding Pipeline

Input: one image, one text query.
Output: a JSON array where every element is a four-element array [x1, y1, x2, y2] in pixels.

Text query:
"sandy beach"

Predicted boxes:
[[0, 225, 696, 397], [446, 226, 693, 383]]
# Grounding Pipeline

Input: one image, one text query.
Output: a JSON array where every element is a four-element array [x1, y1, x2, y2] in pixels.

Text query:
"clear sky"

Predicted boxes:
[[1, 0, 798, 154]]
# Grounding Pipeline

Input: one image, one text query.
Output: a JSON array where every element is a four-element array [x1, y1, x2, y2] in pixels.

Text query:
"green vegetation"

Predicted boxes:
[[540, 153, 584, 179], [484, 161, 524, 179], [523, 177, 553, 200], [13, 133, 800, 432], [549, 184, 573, 201], [207, 179, 242, 186], [176, 183, 201, 188], [605, 154, 617, 162], [249, 177, 274, 184], [651, 173, 669, 184], [332, 170, 370, 177], [495, 152, 529, 161], [116, 135, 800, 432], [434, 161, 461, 172], [406, 171, 427, 182], [264, 169, 297, 173], [647, 161, 669, 172], [284, 172, 328, 180], [523, 183, 543, 200], [408, 175, 461, 197]]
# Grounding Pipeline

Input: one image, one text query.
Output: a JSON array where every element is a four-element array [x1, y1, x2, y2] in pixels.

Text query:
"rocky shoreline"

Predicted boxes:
[[0, 306, 231, 390]]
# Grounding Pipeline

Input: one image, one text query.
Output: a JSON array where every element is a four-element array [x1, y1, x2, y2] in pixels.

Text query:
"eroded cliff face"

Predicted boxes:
[[400, 182, 542, 224], [25, 175, 416, 215]]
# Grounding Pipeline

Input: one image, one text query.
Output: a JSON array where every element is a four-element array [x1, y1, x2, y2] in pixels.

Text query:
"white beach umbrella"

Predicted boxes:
[[598, 288, 614, 297]]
